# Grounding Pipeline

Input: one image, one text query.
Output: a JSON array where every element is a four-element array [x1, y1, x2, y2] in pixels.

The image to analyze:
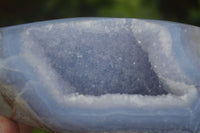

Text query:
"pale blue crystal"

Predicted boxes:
[[0, 18, 200, 133]]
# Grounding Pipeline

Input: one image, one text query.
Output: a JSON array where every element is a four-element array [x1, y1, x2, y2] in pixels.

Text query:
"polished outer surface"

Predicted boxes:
[[0, 18, 200, 133]]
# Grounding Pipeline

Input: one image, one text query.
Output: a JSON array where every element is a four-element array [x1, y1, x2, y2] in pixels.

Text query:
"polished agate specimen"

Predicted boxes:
[[0, 18, 200, 133]]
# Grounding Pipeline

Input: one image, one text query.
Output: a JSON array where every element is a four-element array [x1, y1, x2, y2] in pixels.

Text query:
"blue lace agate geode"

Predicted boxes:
[[0, 18, 200, 133]]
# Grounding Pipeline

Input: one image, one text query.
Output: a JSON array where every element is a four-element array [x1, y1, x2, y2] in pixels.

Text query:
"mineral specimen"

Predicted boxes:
[[0, 18, 200, 133]]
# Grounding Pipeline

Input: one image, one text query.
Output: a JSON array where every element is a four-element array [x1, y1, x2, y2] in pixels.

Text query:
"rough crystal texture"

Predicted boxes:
[[0, 18, 200, 133]]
